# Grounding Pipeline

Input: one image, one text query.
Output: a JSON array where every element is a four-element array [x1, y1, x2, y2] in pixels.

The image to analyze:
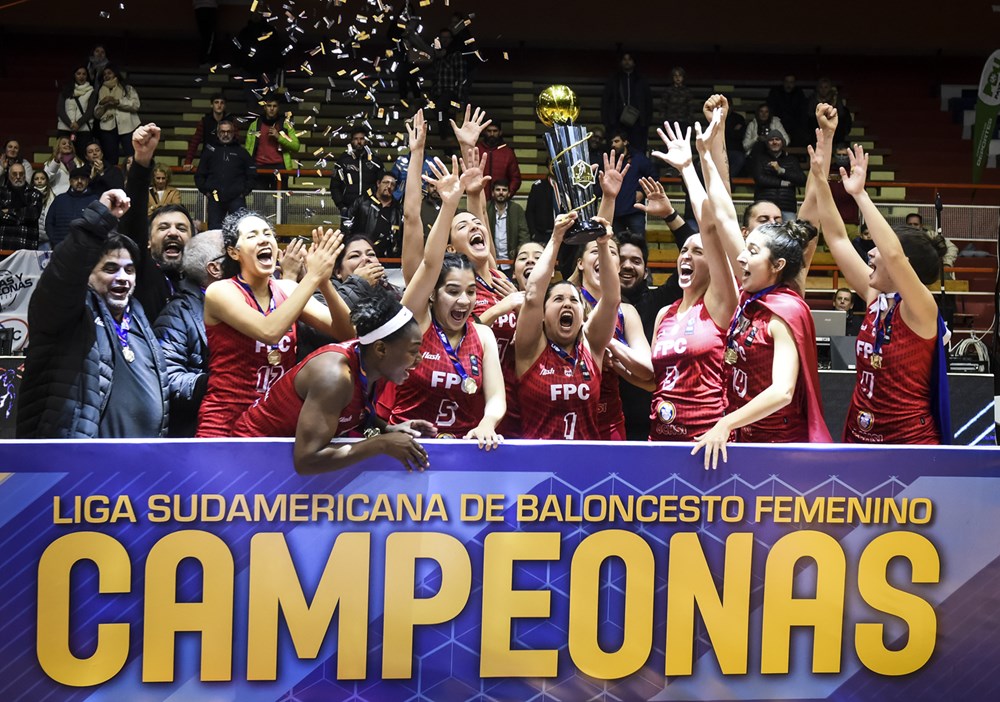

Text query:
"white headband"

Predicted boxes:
[[358, 307, 414, 345]]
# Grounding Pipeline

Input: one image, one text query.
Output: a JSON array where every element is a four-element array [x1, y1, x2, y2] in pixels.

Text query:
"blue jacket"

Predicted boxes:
[[45, 188, 99, 249], [17, 201, 169, 438], [153, 278, 208, 438]]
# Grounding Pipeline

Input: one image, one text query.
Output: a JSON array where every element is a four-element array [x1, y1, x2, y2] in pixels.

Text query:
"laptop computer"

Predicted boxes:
[[811, 309, 847, 339]]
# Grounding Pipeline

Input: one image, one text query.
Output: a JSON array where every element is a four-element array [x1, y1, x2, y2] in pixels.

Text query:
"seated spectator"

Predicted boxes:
[[83, 141, 125, 192], [767, 74, 809, 146], [95, 65, 141, 165], [751, 132, 805, 222], [343, 172, 402, 258], [661, 67, 696, 131], [476, 118, 522, 198], [829, 141, 860, 225], [807, 77, 853, 145], [833, 287, 862, 336], [44, 137, 85, 195], [0, 162, 43, 251], [742, 103, 790, 158], [195, 119, 255, 228], [56, 67, 98, 150], [906, 212, 958, 278], [245, 96, 300, 191], [608, 131, 655, 234], [183, 93, 234, 171], [330, 126, 384, 213], [154, 230, 226, 437], [33, 171, 55, 249], [1, 139, 33, 182], [148, 165, 182, 215], [331, 234, 403, 311], [45, 167, 99, 249], [852, 221, 875, 261], [486, 179, 529, 272], [17, 191, 169, 438]]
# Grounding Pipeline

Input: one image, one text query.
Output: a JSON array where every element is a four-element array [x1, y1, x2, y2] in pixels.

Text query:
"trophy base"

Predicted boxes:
[[562, 218, 607, 246]]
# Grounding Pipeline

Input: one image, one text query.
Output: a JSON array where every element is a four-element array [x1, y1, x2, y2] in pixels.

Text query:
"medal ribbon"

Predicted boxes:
[[432, 318, 474, 384], [725, 285, 778, 352], [872, 292, 902, 358], [356, 347, 380, 431], [475, 273, 498, 296], [581, 287, 626, 344], [111, 307, 131, 351], [548, 341, 591, 380]]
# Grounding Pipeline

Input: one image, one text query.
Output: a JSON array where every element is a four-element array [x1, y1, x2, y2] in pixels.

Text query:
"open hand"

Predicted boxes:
[[406, 109, 427, 152], [599, 149, 630, 199], [652, 121, 693, 171], [839, 144, 869, 197], [424, 155, 464, 206], [450, 105, 492, 148], [633, 177, 675, 218]]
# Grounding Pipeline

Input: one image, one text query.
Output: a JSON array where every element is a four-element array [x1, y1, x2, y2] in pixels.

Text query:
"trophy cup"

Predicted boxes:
[[537, 85, 605, 244]]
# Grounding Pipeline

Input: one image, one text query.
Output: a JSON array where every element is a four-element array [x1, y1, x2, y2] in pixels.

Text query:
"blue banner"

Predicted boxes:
[[1, 439, 999, 701]]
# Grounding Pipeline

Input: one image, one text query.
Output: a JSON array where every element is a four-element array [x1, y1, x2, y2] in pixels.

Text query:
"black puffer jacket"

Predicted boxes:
[[16, 201, 169, 438], [153, 278, 208, 437]]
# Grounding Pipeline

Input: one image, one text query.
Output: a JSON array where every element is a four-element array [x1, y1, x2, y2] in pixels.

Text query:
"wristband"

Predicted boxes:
[[663, 211, 681, 223]]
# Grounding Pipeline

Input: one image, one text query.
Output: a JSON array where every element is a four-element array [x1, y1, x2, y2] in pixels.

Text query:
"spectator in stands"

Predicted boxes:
[[767, 74, 809, 147], [245, 97, 300, 190], [154, 229, 225, 437], [44, 137, 84, 196], [431, 27, 468, 141], [148, 166, 182, 215], [57, 68, 98, 152], [487, 179, 529, 272], [84, 141, 125, 192], [588, 126, 608, 168], [1, 140, 33, 182], [331, 126, 384, 214], [807, 77, 852, 145], [661, 67, 697, 132], [833, 287, 862, 336], [741, 200, 783, 237], [829, 142, 860, 225], [601, 51, 653, 152], [723, 103, 747, 177], [0, 163, 43, 250], [742, 103, 790, 158], [195, 119, 256, 228], [475, 118, 522, 198], [332, 234, 403, 311], [525, 159, 556, 244], [344, 173, 403, 258], [183, 94, 234, 171], [751, 132, 805, 222], [33, 171, 55, 248], [95, 65, 141, 165], [45, 167, 98, 249], [87, 45, 109, 88], [852, 221, 875, 261], [906, 212, 958, 278], [17, 190, 169, 438], [420, 178, 442, 238], [609, 131, 654, 234], [389, 150, 434, 202]]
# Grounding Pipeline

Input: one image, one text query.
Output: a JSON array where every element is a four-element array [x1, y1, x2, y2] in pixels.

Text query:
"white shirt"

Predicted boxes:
[[494, 204, 508, 260]]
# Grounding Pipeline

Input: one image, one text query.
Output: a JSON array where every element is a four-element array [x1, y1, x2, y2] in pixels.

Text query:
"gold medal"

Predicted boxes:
[[267, 348, 282, 366], [462, 377, 478, 394], [122, 347, 135, 363], [870, 353, 883, 370], [724, 348, 738, 365]]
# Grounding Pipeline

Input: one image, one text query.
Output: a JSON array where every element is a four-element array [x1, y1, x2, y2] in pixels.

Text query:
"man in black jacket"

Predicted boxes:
[[343, 173, 402, 258], [153, 229, 225, 437], [751, 132, 806, 221], [0, 163, 43, 250], [17, 190, 169, 438], [45, 167, 99, 249], [330, 127, 384, 214], [183, 94, 235, 171], [195, 120, 256, 229]]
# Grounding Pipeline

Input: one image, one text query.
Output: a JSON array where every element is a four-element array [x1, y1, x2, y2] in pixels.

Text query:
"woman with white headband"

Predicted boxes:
[[233, 284, 435, 473]]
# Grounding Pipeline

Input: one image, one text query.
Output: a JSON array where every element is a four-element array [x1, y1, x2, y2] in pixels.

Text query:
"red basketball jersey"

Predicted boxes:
[[197, 279, 297, 437], [845, 301, 939, 444], [517, 341, 601, 440], [474, 269, 505, 318], [649, 299, 727, 441], [233, 342, 368, 437], [388, 320, 487, 437], [490, 305, 521, 438]]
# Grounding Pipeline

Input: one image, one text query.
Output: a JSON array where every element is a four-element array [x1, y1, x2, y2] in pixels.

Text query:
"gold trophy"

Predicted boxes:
[[537, 85, 604, 244]]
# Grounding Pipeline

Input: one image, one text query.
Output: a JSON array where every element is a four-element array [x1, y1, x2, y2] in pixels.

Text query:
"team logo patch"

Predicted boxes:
[[857, 411, 875, 431], [656, 401, 677, 425], [437, 433, 456, 439]]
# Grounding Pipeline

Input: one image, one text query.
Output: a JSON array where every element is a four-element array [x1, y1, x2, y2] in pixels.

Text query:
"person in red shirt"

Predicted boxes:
[[196, 212, 354, 437], [387, 152, 506, 448], [473, 115, 522, 199], [515, 212, 620, 440], [234, 286, 434, 473], [809, 105, 949, 444]]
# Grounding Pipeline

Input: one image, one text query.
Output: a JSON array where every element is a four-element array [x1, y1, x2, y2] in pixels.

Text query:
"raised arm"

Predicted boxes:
[[582, 220, 621, 366], [701, 94, 733, 194], [400, 156, 464, 320], [842, 145, 939, 337], [450, 104, 491, 153], [597, 150, 629, 223], [652, 120, 707, 225], [296, 270, 356, 341], [698, 116, 746, 282], [402, 109, 428, 283], [516, 212, 572, 372]]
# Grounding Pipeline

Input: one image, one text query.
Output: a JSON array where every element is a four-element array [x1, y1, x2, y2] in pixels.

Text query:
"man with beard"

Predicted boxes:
[[183, 94, 235, 171], [0, 162, 44, 250], [331, 126, 385, 214], [195, 119, 255, 228], [486, 179, 529, 272], [17, 188, 169, 438], [46, 167, 99, 248], [420, 178, 442, 238], [343, 173, 402, 258], [476, 122, 521, 199], [245, 97, 301, 191]]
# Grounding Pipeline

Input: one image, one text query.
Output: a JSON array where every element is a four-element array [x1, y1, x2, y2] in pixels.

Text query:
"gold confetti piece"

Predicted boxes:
[[401, 99, 410, 108], [313, 147, 324, 156], [409, 67, 420, 74], [503, 51, 509, 60], [258, 32, 272, 41], [377, 108, 384, 118], [212, 191, 219, 201], [337, 69, 347, 76], [250, 0, 258, 10], [464, 38, 475, 45], [451, 101, 462, 109]]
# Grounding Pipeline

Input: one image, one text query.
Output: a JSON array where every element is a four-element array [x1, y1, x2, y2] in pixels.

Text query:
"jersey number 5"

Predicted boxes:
[[436, 399, 459, 427]]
